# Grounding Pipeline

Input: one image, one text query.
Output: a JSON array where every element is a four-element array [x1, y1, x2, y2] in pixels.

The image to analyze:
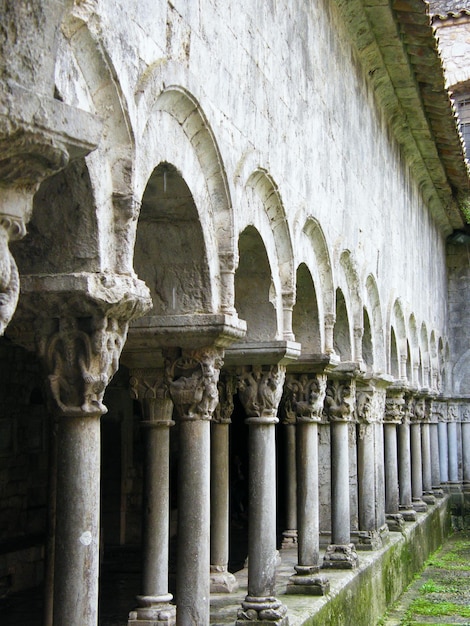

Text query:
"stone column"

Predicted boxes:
[[322, 378, 358, 570], [410, 396, 427, 512], [447, 402, 460, 489], [284, 374, 329, 596], [37, 313, 128, 626], [438, 404, 449, 485], [168, 348, 223, 626], [356, 385, 388, 548], [421, 398, 435, 505], [127, 368, 176, 626], [430, 401, 444, 497], [383, 389, 405, 531], [461, 404, 470, 491], [236, 364, 288, 626], [281, 410, 297, 549], [398, 393, 417, 522], [210, 374, 238, 593], [324, 314, 336, 355]]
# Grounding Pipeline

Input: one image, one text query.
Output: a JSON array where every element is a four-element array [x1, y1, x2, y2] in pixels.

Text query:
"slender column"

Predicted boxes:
[[168, 348, 223, 626], [383, 389, 405, 531], [447, 403, 460, 488], [236, 364, 288, 626], [430, 402, 444, 497], [324, 314, 336, 355], [462, 405, 470, 490], [322, 378, 358, 570], [210, 374, 238, 593], [127, 368, 176, 626], [38, 313, 127, 626], [281, 412, 297, 549], [398, 393, 417, 522], [410, 396, 427, 512], [284, 374, 329, 595], [356, 386, 387, 549], [421, 398, 435, 505], [438, 401, 450, 485]]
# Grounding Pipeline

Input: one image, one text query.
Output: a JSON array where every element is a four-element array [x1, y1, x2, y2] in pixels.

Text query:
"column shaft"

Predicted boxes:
[[430, 423, 442, 490], [177, 418, 211, 625], [384, 423, 399, 515], [438, 421, 449, 483], [448, 421, 459, 484], [297, 421, 319, 565], [398, 420, 416, 521], [358, 422, 376, 531], [421, 422, 434, 500], [331, 420, 350, 545], [281, 422, 297, 547], [410, 422, 426, 511], [462, 422, 470, 484], [53, 415, 101, 626]]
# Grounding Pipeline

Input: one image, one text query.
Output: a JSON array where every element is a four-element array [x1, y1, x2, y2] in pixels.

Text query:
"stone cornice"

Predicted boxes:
[[333, 0, 470, 233]]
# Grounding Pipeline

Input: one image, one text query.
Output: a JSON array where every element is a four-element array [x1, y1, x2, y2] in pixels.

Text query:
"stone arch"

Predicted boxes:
[[337, 250, 361, 362], [136, 86, 235, 313], [390, 327, 400, 379], [409, 314, 419, 385], [334, 287, 352, 361], [293, 263, 321, 353], [235, 170, 295, 338], [362, 307, 373, 372], [300, 217, 335, 351], [430, 330, 438, 390], [388, 298, 407, 378], [235, 226, 278, 342], [364, 274, 385, 373], [55, 12, 137, 273], [133, 162, 213, 316], [420, 322, 430, 388]]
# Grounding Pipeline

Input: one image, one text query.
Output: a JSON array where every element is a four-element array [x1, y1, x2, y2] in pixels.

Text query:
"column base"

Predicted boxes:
[[356, 529, 383, 551], [399, 506, 417, 522], [447, 482, 462, 494], [236, 595, 289, 625], [432, 487, 445, 498], [286, 565, 330, 595], [210, 566, 239, 593], [412, 498, 428, 512], [281, 529, 297, 549], [423, 491, 436, 505], [386, 513, 405, 532], [128, 594, 176, 626], [321, 543, 358, 569]]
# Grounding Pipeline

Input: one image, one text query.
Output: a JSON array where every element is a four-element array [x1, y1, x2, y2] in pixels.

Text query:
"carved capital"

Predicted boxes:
[[283, 373, 327, 423], [402, 393, 415, 424], [384, 389, 405, 424], [129, 366, 173, 424], [447, 402, 459, 423], [236, 364, 286, 421], [39, 314, 128, 417], [168, 347, 223, 421], [412, 396, 426, 423], [324, 378, 355, 422]]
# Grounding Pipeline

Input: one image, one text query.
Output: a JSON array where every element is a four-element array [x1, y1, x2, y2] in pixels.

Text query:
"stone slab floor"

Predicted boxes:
[[381, 530, 470, 626]]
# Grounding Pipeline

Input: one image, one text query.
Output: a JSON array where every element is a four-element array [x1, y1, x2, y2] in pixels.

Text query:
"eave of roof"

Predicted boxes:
[[333, 0, 470, 234]]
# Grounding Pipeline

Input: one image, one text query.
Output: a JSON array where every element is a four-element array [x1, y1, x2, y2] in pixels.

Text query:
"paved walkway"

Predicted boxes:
[[381, 530, 470, 625]]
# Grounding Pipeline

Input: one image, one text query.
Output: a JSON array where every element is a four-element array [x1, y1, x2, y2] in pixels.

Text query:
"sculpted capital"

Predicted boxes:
[[168, 348, 223, 421], [384, 389, 405, 424], [283, 373, 327, 423], [324, 378, 355, 422], [236, 364, 286, 421]]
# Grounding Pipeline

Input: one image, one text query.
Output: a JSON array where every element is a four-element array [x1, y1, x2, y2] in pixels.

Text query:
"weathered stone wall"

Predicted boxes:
[[434, 16, 470, 88], [0, 341, 49, 594], [50, 0, 449, 358]]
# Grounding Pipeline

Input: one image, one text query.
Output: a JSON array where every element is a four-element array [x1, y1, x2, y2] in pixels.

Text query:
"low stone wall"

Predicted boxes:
[[283, 497, 451, 626]]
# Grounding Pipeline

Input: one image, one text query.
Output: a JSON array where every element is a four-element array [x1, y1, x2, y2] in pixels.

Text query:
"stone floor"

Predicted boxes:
[[381, 529, 470, 626]]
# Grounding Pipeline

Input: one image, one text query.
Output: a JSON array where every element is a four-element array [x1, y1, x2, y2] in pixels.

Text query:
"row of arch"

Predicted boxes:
[[21, 12, 448, 392]]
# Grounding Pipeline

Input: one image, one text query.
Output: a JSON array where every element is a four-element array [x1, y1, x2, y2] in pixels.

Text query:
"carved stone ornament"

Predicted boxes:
[[384, 390, 405, 424], [413, 397, 426, 422], [40, 314, 128, 417], [324, 378, 355, 422], [447, 402, 459, 422], [213, 373, 235, 424], [237, 595, 288, 624], [168, 348, 223, 421], [236, 364, 286, 420], [403, 393, 415, 424], [129, 366, 174, 424], [283, 373, 327, 423]]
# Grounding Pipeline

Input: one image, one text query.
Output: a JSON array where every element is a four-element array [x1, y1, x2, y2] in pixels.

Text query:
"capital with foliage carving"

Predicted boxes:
[[213, 373, 235, 424], [384, 389, 405, 424], [129, 366, 173, 424]]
